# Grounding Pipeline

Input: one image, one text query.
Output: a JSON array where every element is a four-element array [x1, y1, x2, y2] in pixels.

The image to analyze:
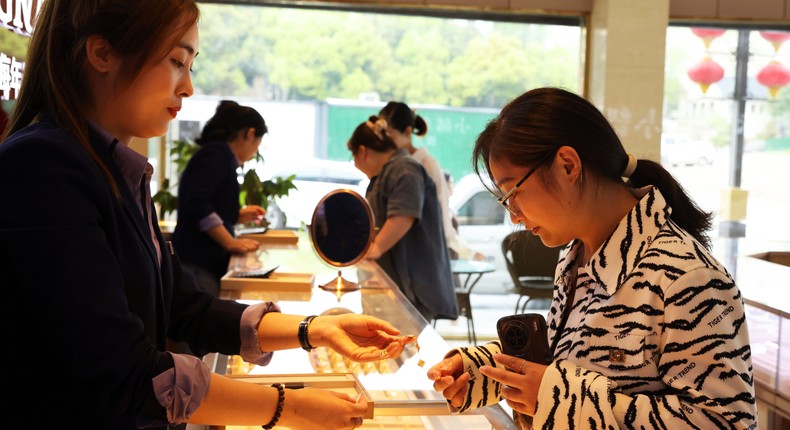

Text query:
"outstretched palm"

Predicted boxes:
[[323, 314, 416, 362]]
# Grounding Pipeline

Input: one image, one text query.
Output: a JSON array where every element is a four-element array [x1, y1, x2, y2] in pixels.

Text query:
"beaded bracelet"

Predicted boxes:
[[298, 315, 317, 351], [262, 383, 284, 429]]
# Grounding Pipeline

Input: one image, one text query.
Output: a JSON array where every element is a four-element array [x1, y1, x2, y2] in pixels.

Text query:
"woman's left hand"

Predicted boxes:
[[239, 205, 266, 224], [311, 314, 416, 362], [479, 353, 548, 416]]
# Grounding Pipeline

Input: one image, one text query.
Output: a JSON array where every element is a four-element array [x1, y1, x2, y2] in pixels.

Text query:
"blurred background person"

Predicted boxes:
[[379, 101, 485, 262], [348, 116, 458, 322], [173, 100, 267, 296]]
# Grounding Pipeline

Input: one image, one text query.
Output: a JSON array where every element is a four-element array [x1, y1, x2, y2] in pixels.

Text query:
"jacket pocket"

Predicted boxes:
[[582, 328, 651, 371]]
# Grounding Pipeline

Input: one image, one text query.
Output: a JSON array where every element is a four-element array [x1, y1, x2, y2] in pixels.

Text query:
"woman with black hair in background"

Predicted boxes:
[[379, 101, 486, 262], [173, 100, 266, 296]]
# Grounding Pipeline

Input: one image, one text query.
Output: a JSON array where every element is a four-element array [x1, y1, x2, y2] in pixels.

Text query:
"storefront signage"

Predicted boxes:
[[1, 0, 40, 100], [0, 0, 42, 36], [0, 52, 23, 100]]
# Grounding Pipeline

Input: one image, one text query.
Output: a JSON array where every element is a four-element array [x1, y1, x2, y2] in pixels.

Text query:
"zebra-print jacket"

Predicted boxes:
[[446, 186, 757, 429]]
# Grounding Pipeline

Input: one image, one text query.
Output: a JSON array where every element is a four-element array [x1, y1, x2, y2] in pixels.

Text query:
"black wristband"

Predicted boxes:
[[298, 315, 317, 351], [262, 383, 284, 429]]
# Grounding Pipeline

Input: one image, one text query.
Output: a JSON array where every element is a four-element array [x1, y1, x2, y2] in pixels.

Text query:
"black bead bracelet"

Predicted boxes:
[[262, 383, 284, 429], [298, 315, 317, 351]]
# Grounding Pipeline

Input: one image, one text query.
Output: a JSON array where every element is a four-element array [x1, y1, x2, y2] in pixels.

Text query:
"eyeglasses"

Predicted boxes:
[[497, 152, 554, 216]]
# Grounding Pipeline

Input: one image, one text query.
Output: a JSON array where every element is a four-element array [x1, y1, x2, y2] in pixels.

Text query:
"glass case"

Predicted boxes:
[[734, 252, 790, 423], [213, 232, 516, 430]]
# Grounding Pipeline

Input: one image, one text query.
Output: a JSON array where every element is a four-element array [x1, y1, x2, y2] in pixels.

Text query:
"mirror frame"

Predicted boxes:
[[309, 188, 375, 268]]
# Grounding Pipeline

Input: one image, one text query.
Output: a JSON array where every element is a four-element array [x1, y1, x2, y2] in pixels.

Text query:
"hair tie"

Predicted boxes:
[[367, 118, 388, 140], [374, 118, 388, 134], [622, 153, 637, 178]]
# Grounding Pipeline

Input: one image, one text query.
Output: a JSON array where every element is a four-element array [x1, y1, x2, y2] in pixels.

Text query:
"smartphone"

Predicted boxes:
[[232, 265, 279, 279], [496, 313, 552, 365]]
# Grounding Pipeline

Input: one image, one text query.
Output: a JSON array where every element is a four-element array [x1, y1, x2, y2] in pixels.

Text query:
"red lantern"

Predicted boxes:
[[759, 31, 790, 53], [687, 57, 725, 94], [757, 61, 790, 97], [691, 28, 726, 49]]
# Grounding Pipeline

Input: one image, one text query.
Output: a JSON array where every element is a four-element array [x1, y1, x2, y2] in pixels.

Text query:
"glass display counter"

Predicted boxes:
[[734, 252, 790, 422], [213, 232, 516, 430]]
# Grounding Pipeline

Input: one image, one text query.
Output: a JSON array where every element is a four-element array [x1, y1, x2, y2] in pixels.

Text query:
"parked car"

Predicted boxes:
[[661, 134, 715, 167], [449, 173, 520, 294], [260, 158, 369, 229]]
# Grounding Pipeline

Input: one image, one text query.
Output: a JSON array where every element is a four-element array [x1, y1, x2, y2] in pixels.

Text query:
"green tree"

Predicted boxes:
[[382, 27, 450, 104], [445, 33, 532, 107], [0, 31, 29, 58], [191, 4, 582, 107]]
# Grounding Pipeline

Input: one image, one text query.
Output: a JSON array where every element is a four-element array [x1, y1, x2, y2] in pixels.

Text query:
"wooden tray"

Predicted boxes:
[[227, 373, 374, 419], [221, 271, 315, 293], [242, 229, 299, 246]]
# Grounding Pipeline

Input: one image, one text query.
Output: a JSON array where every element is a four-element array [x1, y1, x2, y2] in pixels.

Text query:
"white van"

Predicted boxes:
[[261, 158, 369, 229], [449, 173, 520, 294]]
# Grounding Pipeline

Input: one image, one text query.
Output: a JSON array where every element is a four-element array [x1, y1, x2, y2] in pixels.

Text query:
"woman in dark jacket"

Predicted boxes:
[[173, 100, 267, 296], [0, 1, 413, 428]]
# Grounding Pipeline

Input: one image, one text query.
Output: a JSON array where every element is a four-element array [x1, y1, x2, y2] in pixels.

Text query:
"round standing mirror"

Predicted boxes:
[[309, 189, 375, 293]]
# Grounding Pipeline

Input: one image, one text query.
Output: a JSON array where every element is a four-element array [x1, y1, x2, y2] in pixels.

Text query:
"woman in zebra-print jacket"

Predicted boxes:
[[427, 88, 757, 429]]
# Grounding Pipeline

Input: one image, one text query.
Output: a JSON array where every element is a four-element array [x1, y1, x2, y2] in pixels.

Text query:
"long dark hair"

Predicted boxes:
[[473, 87, 713, 249], [2, 0, 200, 194], [196, 100, 267, 146], [379, 101, 428, 136]]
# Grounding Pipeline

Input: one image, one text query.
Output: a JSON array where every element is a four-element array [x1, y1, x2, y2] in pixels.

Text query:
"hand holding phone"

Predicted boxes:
[[496, 313, 552, 365]]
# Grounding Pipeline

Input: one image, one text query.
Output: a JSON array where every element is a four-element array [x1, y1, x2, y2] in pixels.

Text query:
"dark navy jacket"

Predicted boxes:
[[172, 140, 240, 281], [0, 119, 247, 428]]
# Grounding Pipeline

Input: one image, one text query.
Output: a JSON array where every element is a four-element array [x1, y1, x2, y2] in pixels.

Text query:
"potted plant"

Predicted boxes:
[[153, 138, 297, 228]]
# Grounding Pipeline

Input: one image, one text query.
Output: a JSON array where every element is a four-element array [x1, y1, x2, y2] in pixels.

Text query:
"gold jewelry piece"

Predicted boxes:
[[518, 360, 526, 374]]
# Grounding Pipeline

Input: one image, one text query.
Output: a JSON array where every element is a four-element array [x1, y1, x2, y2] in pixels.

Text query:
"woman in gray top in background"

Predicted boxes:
[[348, 116, 459, 322]]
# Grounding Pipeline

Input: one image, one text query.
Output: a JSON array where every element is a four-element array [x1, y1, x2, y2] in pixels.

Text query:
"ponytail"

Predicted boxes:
[[627, 158, 713, 248], [196, 100, 267, 146], [379, 101, 428, 136]]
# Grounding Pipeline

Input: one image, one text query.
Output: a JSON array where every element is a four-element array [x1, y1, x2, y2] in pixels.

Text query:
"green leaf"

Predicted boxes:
[[152, 178, 178, 219]]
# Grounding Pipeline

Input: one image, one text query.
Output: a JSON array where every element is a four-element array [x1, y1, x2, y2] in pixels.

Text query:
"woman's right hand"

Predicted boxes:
[[238, 205, 266, 224], [279, 387, 368, 429], [426, 352, 469, 408], [226, 238, 260, 254]]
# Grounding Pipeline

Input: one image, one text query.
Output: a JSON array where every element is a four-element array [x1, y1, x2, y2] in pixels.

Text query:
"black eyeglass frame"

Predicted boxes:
[[496, 151, 556, 216]]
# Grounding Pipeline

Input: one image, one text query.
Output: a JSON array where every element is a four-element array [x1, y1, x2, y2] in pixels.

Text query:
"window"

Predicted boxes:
[[171, 4, 582, 186], [457, 191, 505, 226], [663, 26, 790, 244]]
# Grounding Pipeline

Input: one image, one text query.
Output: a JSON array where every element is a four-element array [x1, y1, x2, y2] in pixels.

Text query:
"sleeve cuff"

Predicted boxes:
[[239, 301, 281, 365], [198, 212, 224, 232], [153, 353, 211, 424], [445, 342, 503, 414]]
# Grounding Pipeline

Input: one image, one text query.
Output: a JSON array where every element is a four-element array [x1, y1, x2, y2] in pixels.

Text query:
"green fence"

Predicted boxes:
[[765, 137, 790, 151], [325, 101, 499, 183]]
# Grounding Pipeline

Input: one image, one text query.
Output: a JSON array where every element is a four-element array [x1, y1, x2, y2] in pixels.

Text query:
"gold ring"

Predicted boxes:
[[518, 360, 526, 374], [379, 349, 387, 359]]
